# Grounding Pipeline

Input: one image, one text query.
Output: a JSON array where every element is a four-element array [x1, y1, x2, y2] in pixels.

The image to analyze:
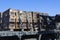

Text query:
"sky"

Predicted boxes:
[[0, 0, 60, 16]]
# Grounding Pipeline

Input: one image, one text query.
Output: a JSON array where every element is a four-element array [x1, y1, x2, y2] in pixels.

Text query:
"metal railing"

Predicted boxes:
[[0, 31, 38, 37]]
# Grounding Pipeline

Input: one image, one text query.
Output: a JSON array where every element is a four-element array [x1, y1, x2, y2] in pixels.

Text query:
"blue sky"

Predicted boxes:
[[0, 0, 60, 16]]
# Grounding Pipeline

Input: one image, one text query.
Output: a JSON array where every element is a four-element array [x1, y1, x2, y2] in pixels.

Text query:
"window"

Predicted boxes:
[[10, 24, 14, 27], [15, 12, 16, 16], [22, 24, 26, 27], [56, 23, 60, 29], [10, 12, 16, 16], [9, 24, 15, 29], [10, 19, 15, 22], [11, 12, 15, 15], [11, 19, 14, 20], [5, 14, 8, 16]]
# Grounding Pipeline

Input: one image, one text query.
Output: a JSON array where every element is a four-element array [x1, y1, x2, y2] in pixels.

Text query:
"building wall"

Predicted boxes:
[[2, 9, 10, 29], [2, 8, 19, 30], [0, 12, 1, 29], [2, 8, 50, 32], [55, 15, 60, 30], [9, 9, 19, 29], [32, 12, 42, 31]]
